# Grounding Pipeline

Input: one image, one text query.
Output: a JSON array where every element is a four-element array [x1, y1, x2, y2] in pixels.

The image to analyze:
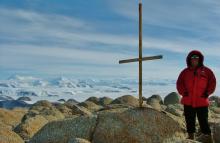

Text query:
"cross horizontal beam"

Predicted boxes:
[[119, 55, 163, 64]]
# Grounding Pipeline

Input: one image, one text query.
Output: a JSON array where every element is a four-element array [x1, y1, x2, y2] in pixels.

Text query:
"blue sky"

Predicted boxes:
[[0, 0, 220, 81]]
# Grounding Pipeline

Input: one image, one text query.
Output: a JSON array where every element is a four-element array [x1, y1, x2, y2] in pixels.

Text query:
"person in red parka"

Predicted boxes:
[[176, 50, 216, 142]]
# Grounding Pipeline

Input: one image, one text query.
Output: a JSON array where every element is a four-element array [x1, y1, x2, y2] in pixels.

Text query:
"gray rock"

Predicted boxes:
[[164, 92, 180, 105], [146, 94, 163, 104], [147, 98, 162, 111], [165, 105, 183, 117]]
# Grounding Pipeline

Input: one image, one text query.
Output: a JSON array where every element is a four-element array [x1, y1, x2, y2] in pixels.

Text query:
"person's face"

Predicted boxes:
[[190, 55, 199, 67]]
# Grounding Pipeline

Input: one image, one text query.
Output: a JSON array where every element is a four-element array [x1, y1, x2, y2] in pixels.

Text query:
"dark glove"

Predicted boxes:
[[183, 91, 189, 97], [201, 91, 209, 98]]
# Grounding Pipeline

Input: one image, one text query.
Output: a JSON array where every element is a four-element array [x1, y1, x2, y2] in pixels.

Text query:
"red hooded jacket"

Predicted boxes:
[[176, 50, 216, 107]]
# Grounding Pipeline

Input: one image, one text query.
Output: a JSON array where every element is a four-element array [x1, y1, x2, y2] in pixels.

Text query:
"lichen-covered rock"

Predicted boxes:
[[29, 115, 97, 143], [78, 101, 102, 112], [110, 95, 139, 107], [68, 138, 91, 143], [165, 105, 183, 117], [0, 126, 24, 143], [164, 92, 180, 105], [92, 107, 185, 143], [147, 98, 162, 111], [146, 94, 163, 104]]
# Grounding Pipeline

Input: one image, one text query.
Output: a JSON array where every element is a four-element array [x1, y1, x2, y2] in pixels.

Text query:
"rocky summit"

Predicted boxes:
[[0, 94, 219, 143]]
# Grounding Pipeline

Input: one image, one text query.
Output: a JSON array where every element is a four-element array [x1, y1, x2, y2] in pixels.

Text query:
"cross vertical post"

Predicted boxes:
[[139, 1, 143, 107]]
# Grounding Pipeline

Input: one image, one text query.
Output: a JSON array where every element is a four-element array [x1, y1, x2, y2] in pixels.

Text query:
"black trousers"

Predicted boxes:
[[184, 105, 211, 134]]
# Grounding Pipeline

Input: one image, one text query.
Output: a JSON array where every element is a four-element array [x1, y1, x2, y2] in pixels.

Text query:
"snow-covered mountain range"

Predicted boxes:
[[0, 75, 178, 103]]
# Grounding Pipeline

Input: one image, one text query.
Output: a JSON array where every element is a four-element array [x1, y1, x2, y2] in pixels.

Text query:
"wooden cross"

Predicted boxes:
[[119, 0, 163, 107]]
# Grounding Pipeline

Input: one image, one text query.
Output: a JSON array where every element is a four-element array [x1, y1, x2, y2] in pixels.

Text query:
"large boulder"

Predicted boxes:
[[0, 126, 24, 143], [110, 95, 139, 107], [92, 107, 185, 143], [164, 92, 180, 105], [29, 115, 97, 143]]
